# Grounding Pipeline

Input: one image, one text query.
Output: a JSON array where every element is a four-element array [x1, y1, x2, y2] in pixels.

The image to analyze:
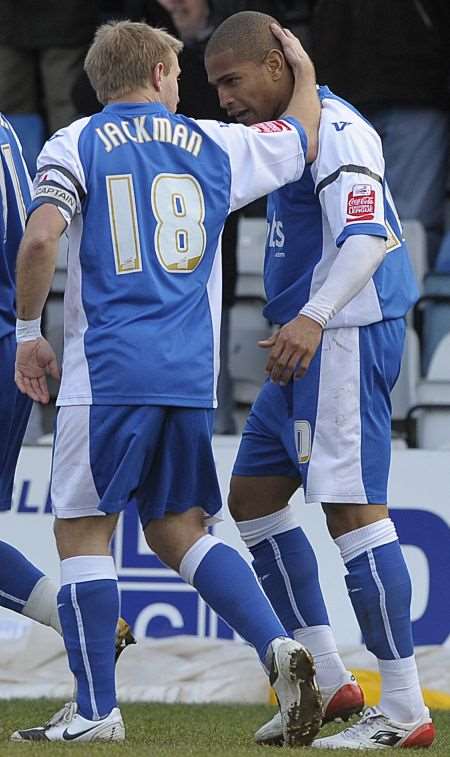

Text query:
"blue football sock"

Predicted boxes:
[[180, 536, 287, 663], [345, 541, 414, 659], [0, 540, 44, 613], [250, 528, 330, 632], [58, 556, 119, 721]]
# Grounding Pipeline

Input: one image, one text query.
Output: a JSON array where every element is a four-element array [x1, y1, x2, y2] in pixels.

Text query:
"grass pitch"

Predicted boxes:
[[0, 701, 449, 756]]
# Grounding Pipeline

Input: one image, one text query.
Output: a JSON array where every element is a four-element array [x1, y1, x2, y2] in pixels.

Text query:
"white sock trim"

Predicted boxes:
[[334, 518, 398, 564], [294, 625, 348, 691], [60, 556, 117, 586], [378, 655, 425, 722], [378, 655, 417, 673], [179, 534, 221, 585], [293, 625, 339, 656], [22, 575, 62, 634], [237, 503, 301, 548]]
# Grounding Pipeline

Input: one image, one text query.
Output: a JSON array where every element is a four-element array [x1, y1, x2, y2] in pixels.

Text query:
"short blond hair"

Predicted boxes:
[[84, 21, 183, 104]]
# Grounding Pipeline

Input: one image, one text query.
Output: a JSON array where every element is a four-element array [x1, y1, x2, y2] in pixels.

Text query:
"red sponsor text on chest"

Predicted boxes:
[[251, 120, 292, 133]]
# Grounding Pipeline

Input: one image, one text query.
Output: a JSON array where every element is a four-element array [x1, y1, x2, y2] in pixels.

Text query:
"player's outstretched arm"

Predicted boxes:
[[15, 204, 65, 403], [272, 24, 320, 163]]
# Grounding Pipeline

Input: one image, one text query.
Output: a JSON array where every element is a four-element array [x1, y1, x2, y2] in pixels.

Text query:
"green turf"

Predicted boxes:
[[0, 700, 448, 756]]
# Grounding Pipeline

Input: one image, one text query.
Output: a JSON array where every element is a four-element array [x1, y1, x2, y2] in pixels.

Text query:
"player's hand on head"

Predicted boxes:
[[258, 315, 323, 384], [15, 338, 60, 404], [270, 24, 315, 83], [272, 24, 319, 163]]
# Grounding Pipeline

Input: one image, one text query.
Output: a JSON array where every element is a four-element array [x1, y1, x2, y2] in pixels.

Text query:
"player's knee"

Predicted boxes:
[[323, 503, 389, 539], [145, 509, 206, 571], [229, 475, 297, 522], [54, 514, 118, 560], [228, 479, 249, 522]]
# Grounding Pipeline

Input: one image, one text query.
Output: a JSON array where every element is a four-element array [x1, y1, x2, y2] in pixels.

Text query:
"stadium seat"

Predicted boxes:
[[402, 219, 427, 292], [235, 217, 267, 299], [230, 216, 269, 404], [434, 230, 450, 272], [413, 272, 450, 375], [229, 298, 271, 405], [407, 333, 450, 449], [391, 327, 420, 424]]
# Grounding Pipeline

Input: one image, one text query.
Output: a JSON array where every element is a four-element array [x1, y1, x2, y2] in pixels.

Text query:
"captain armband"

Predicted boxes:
[[32, 182, 77, 221]]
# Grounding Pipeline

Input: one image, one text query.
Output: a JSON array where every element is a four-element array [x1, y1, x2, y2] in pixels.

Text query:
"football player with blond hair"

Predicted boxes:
[[12, 20, 322, 744]]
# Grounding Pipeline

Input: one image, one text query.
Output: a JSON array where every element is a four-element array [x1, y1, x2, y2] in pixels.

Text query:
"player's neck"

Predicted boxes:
[[107, 87, 163, 106], [276, 89, 293, 120]]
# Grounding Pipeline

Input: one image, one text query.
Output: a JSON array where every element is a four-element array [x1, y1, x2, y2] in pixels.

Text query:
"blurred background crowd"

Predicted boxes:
[[2, 0, 450, 445]]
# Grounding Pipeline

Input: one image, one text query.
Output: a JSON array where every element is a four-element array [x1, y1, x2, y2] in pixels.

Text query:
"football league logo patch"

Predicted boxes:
[[346, 184, 375, 222]]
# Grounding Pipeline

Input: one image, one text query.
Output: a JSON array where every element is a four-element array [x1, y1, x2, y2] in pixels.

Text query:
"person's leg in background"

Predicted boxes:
[[0, 45, 45, 175], [40, 46, 89, 133]]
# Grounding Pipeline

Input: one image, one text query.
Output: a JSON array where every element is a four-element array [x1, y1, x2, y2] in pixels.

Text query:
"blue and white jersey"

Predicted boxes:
[[0, 114, 31, 339], [264, 87, 419, 327], [29, 104, 306, 407]]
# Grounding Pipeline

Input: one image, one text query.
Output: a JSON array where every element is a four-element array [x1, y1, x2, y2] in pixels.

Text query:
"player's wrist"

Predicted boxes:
[[298, 303, 329, 329], [16, 317, 42, 343]]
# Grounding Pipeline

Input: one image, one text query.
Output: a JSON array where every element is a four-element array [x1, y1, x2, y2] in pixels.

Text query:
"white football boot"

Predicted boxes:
[[255, 671, 364, 746], [10, 706, 125, 743], [10, 616, 134, 742], [268, 637, 322, 746], [10, 701, 77, 742], [312, 706, 436, 749]]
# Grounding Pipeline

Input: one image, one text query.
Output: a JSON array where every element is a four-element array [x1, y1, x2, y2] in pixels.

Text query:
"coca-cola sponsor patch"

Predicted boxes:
[[346, 184, 375, 222]]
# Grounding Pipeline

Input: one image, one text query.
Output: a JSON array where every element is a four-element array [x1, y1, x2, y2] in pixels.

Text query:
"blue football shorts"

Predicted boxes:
[[233, 318, 405, 505], [0, 332, 32, 510], [51, 404, 223, 527]]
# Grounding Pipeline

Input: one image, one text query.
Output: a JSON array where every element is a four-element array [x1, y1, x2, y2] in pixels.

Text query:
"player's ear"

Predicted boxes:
[[264, 48, 284, 81], [152, 61, 165, 92]]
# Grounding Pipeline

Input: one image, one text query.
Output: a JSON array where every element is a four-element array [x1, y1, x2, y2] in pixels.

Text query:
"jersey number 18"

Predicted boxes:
[[106, 172, 206, 275]]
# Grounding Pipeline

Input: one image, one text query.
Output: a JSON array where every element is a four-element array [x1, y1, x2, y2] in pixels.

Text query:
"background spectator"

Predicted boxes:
[[0, 1, 99, 174], [311, 0, 450, 266]]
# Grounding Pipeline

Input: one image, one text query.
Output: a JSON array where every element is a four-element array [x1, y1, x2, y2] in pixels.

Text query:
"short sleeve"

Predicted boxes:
[[311, 99, 387, 248], [195, 117, 307, 212], [29, 117, 90, 226]]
